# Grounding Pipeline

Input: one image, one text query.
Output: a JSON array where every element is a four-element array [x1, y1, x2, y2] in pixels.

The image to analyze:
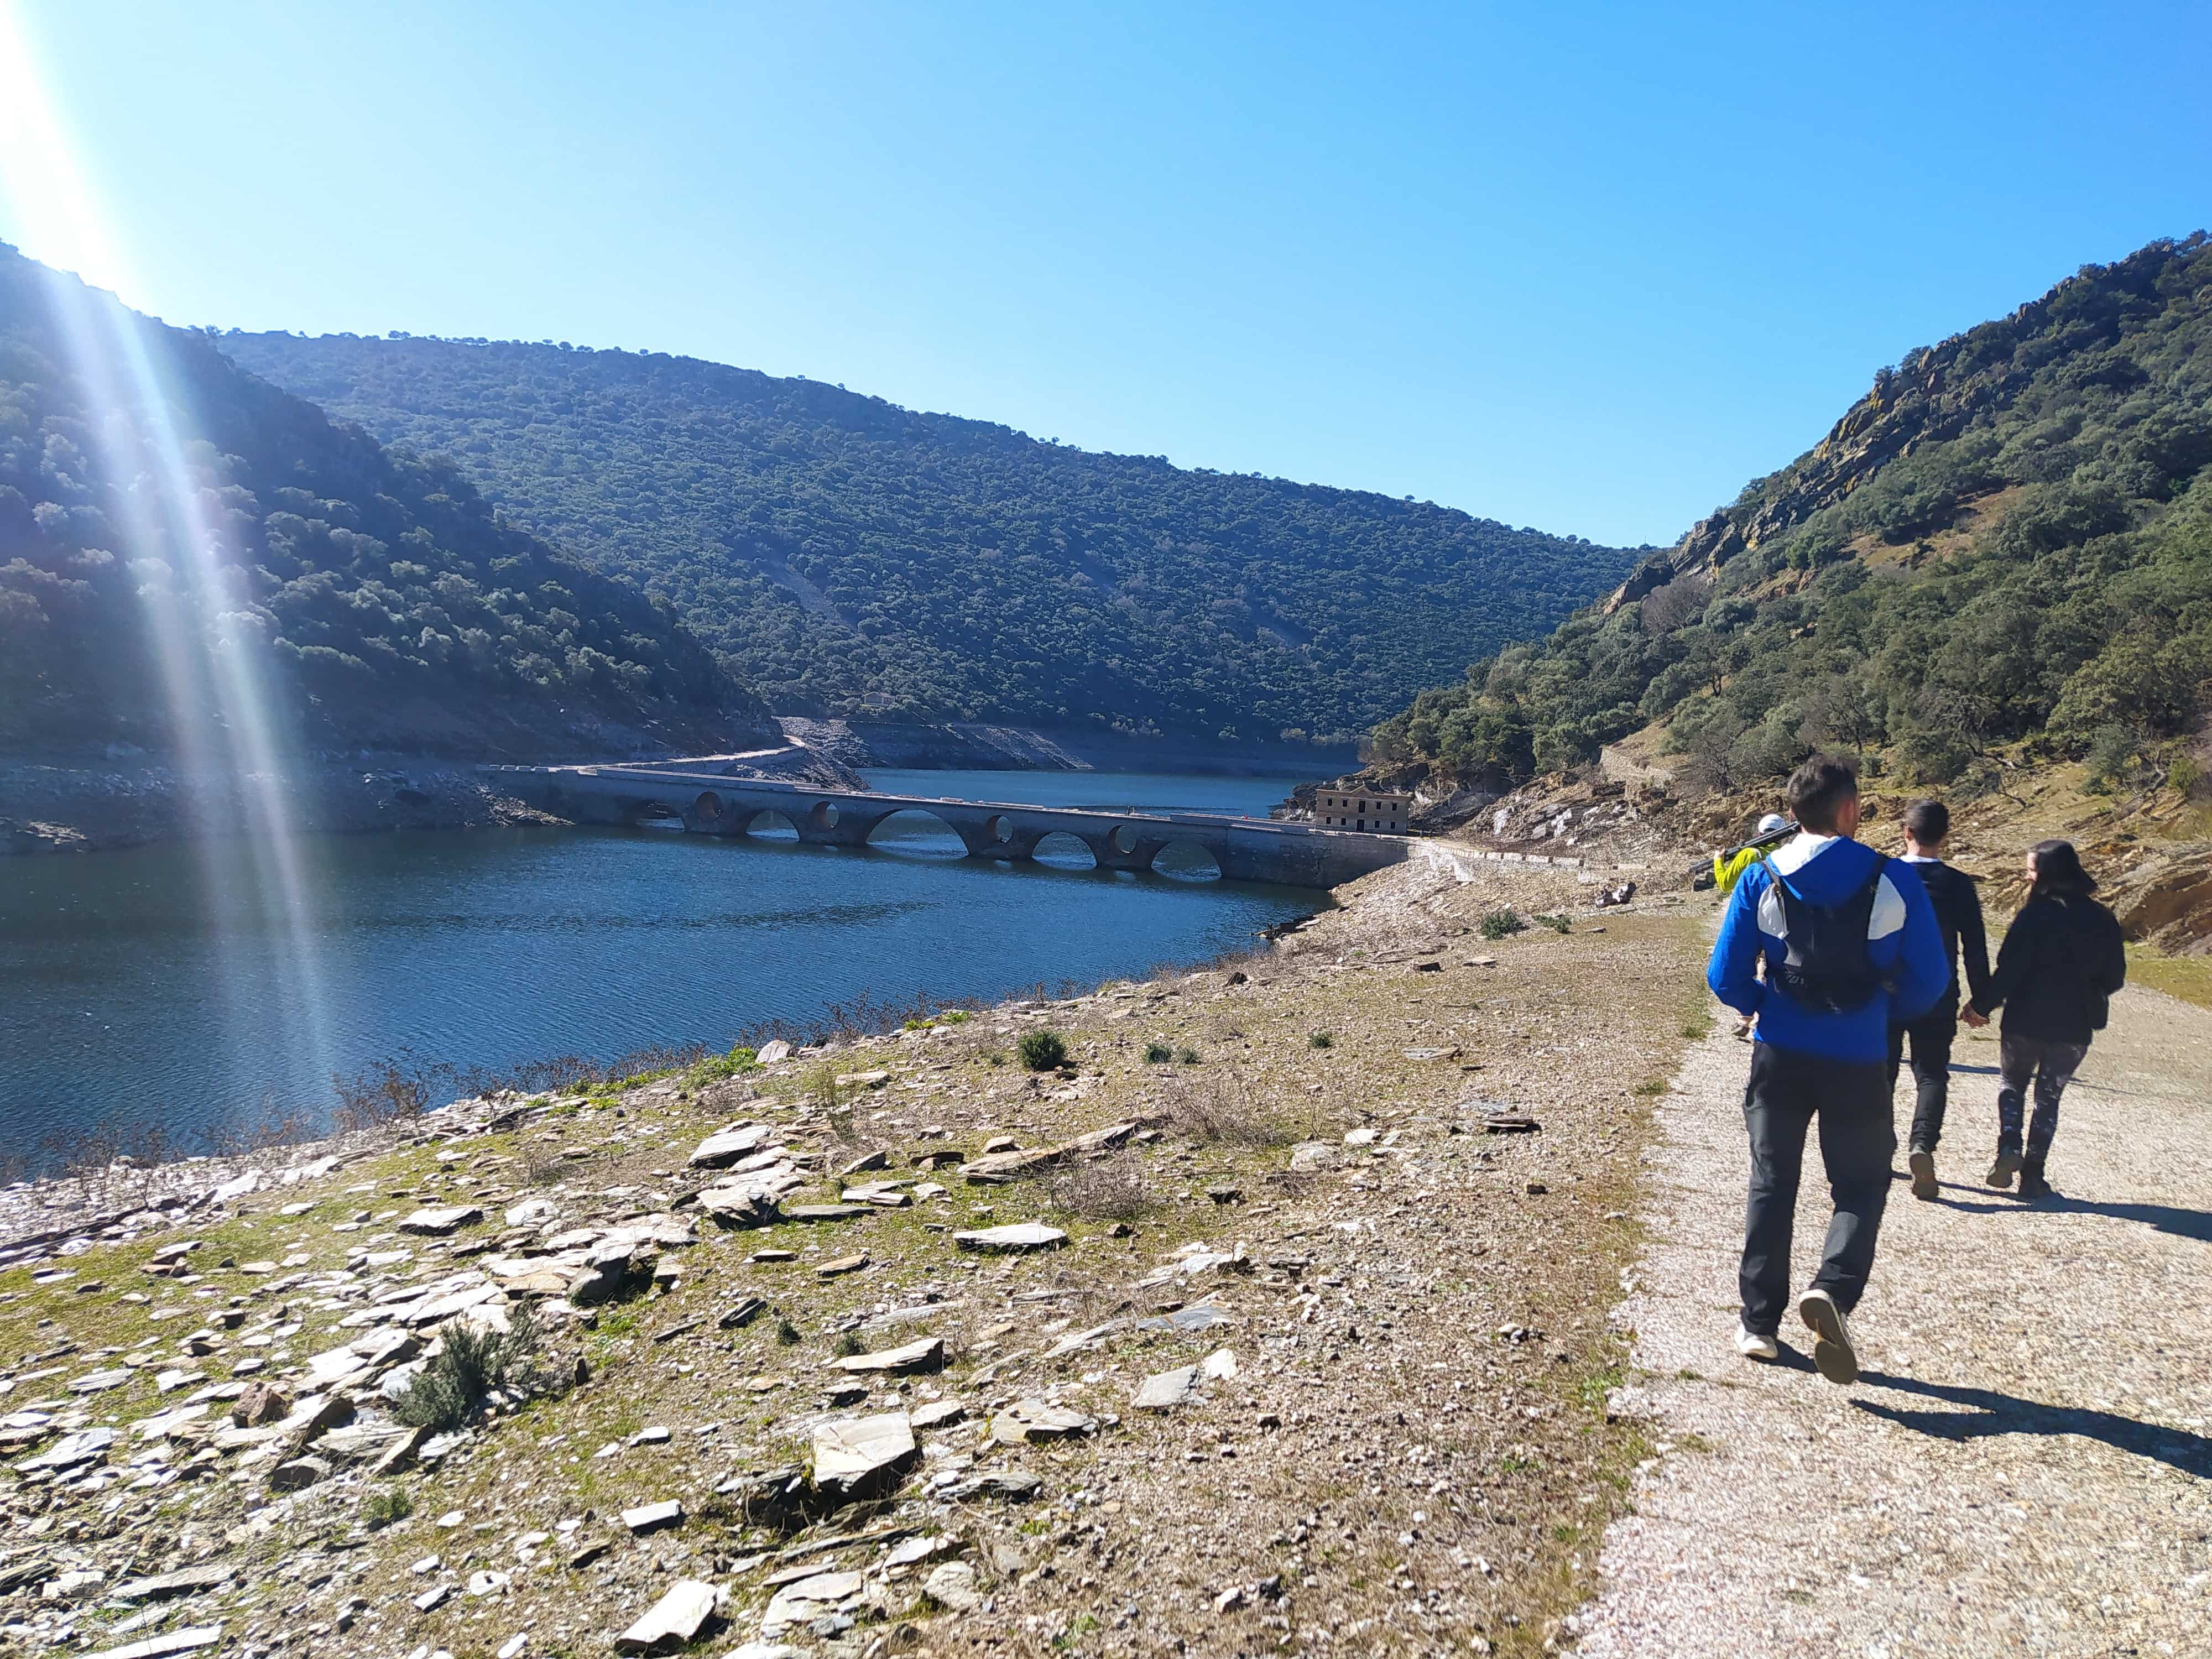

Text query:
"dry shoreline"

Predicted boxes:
[[1, 853, 1707, 1657]]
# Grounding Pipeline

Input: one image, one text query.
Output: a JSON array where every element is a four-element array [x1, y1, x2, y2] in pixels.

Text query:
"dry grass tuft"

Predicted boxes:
[[1049, 1150, 1152, 1220]]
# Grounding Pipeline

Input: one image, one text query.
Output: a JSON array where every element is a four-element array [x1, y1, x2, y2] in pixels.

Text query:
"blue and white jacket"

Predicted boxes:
[[1706, 832, 1949, 1063]]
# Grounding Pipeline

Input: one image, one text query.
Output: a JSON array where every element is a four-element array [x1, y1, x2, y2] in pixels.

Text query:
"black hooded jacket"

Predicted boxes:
[[1897, 856, 1991, 1012], [1971, 891, 2127, 1044]]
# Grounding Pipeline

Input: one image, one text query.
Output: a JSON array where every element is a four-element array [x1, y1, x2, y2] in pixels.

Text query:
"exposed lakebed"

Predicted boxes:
[[3, 769, 1322, 1151]]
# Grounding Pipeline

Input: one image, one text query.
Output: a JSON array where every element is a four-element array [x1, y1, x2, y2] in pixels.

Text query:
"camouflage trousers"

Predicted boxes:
[[1997, 1034, 2089, 1161]]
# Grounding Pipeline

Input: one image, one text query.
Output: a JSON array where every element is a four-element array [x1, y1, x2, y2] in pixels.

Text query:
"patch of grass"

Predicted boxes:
[[983, 1049, 1008, 1067], [1631, 1078, 1668, 1097], [1143, 1041, 1173, 1065], [684, 1046, 759, 1089], [1531, 913, 1572, 936], [1176, 1046, 1201, 1065], [2125, 943, 2212, 1010], [776, 1317, 802, 1346], [1308, 1030, 1333, 1049], [1481, 909, 1526, 941], [1162, 1069, 1307, 1146], [1679, 1015, 1713, 1040], [362, 1483, 414, 1529], [1018, 1029, 1070, 1071], [832, 1329, 865, 1357]]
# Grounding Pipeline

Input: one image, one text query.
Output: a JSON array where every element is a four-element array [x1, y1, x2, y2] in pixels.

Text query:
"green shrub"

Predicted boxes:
[[1481, 910, 1525, 941], [1018, 1030, 1069, 1071], [2170, 754, 2207, 799], [1177, 1047, 1201, 1065], [1532, 913, 1571, 935], [393, 1308, 546, 1432], [1143, 1041, 1173, 1064], [1308, 1031, 1333, 1050], [776, 1317, 802, 1346]]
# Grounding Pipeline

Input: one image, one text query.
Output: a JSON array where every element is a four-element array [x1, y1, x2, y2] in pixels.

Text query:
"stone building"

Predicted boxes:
[[1312, 786, 1410, 834]]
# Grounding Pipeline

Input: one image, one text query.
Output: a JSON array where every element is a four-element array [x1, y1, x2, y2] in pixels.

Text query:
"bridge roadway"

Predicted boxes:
[[488, 764, 1410, 890]]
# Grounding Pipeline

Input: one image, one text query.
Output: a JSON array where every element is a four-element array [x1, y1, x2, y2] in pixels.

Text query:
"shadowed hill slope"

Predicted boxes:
[[222, 330, 1640, 741], [0, 246, 776, 759]]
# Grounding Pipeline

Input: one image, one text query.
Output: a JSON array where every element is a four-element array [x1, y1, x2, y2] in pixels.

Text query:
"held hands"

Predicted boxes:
[[1960, 1007, 1990, 1028]]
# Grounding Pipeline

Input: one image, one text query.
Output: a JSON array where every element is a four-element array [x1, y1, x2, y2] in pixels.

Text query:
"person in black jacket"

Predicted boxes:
[[1964, 839, 2127, 1200], [1889, 800, 1991, 1200]]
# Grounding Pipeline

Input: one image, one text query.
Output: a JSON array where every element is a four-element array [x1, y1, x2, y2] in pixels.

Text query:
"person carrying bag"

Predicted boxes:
[[1964, 839, 2127, 1201]]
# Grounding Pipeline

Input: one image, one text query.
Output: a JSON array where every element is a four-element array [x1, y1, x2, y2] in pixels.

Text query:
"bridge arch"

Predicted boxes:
[[807, 800, 842, 833], [1151, 838, 1224, 881], [744, 808, 800, 841], [1108, 822, 1140, 855], [1032, 830, 1099, 870], [865, 808, 966, 858]]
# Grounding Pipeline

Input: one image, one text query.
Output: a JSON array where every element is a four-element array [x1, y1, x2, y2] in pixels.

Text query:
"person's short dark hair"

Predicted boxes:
[[1903, 799, 1949, 846], [1785, 757, 1859, 833], [2030, 838, 2097, 898]]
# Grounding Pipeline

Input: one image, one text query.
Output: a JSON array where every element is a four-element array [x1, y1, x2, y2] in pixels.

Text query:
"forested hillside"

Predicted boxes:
[[0, 247, 775, 758], [1371, 234, 2212, 797], [222, 331, 1638, 740]]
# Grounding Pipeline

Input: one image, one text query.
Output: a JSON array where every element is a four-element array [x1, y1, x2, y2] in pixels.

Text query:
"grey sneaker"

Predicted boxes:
[[1908, 1150, 1938, 1201], [1986, 1150, 2022, 1189], [1798, 1288, 1859, 1385]]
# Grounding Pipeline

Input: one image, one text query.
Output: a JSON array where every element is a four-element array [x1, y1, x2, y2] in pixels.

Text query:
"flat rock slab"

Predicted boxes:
[[811, 1412, 918, 1499], [20, 1426, 113, 1472], [953, 1223, 1067, 1254], [1135, 1301, 1236, 1334], [828, 1337, 943, 1375], [69, 1368, 133, 1394], [910, 1399, 969, 1430], [785, 1203, 869, 1222], [947, 1468, 1043, 1501], [689, 1123, 776, 1169], [91, 1627, 226, 1659], [614, 1579, 723, 1653], [922, 1561, 984, 1611], [112, 1563, 235, 1601], [398, 1206, 483, 1237], [1132, 1365, 1199, 1411], [761, 1569, 863, 1639], [989, 1399, 1100, 1444], [697, 1181, 783, 1228], [816, 1253, 869, 1277], [622, 1500, 684, 1533]]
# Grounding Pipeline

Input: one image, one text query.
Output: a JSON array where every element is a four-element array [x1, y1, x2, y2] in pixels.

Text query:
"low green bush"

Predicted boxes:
[[1018, 1030, 1070, 1071]]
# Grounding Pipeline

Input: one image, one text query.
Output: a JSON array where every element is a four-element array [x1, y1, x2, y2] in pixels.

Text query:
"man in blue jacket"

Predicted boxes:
[[1707, 757, 1948, 1384]]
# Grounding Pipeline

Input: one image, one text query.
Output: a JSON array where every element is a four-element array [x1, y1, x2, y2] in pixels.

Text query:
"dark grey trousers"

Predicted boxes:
[[1997, 1034, 2089, 1161], [1739, 1042, 1895, 1335]]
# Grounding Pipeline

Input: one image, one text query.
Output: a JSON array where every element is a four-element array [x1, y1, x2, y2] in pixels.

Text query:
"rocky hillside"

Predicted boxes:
[[1369, 234, 2212, 800], [220, 330, 1640, 743], [0, 246, 778, 760]]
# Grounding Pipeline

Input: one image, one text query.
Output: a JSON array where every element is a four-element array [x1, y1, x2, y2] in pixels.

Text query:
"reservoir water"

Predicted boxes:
[[2, 769, 1323, 1155]]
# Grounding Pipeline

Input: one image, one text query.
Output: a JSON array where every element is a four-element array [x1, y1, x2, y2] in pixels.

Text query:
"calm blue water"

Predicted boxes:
[[1, 770, 1322, 1152]]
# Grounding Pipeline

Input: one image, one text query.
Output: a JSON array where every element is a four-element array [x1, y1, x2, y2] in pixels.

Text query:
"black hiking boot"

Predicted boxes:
[[1985, 1149, 2022, 1189], [2019, 1159, 2053, 1201]]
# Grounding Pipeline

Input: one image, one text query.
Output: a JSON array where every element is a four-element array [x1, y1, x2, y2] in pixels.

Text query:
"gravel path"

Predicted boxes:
[[1581, 983, 2212, 1657]]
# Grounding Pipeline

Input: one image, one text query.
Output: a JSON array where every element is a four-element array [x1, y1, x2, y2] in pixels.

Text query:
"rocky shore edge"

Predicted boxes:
[[0, 744, 864, 858]]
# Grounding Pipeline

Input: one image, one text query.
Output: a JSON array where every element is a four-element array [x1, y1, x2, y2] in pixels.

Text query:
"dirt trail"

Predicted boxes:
[[1582, 984, 2212, 1656]]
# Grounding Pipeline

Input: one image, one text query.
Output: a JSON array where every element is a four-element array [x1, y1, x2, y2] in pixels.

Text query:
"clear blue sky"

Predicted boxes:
[[3, 1, 2206, 547]]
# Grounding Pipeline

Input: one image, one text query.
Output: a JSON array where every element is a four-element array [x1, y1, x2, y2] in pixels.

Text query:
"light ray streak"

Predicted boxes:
[[1, 2, 338, 1121]]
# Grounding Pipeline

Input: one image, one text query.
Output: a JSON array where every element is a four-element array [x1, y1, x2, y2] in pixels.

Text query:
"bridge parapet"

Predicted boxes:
[[485, 765, 1408, 892]]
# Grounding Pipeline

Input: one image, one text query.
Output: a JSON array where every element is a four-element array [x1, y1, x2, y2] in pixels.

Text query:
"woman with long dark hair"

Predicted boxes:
[[1963, 839, 2127, 1199]]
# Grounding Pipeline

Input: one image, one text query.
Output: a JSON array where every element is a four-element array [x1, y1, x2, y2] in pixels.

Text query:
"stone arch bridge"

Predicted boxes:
[[488, 764, 1409, 890]]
